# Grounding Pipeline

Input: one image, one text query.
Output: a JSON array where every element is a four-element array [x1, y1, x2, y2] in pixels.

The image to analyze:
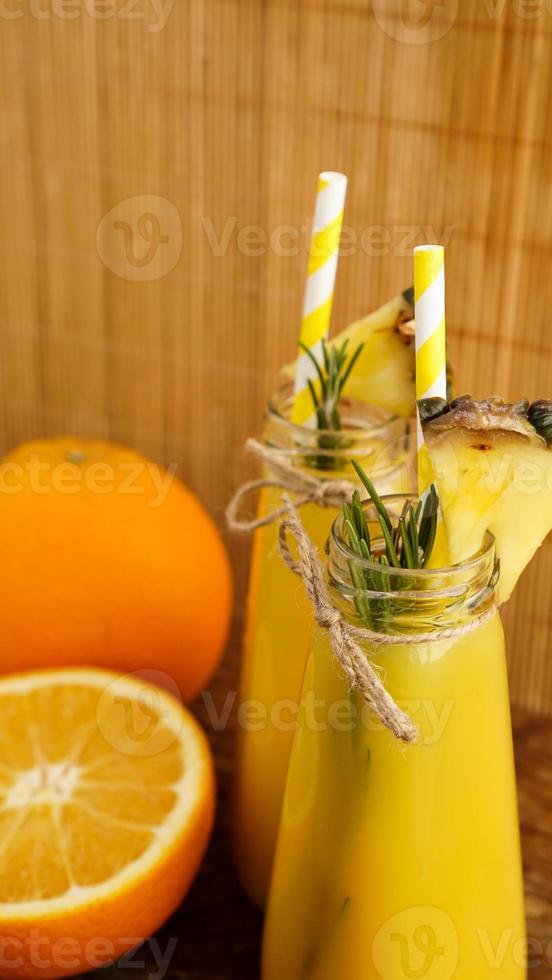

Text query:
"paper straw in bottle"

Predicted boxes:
[[414, 244, 447, 493], [292, 172, 348, 425]]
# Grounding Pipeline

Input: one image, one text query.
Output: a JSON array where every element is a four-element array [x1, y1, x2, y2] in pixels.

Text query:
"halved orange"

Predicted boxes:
[[0, 668, 215, 979]]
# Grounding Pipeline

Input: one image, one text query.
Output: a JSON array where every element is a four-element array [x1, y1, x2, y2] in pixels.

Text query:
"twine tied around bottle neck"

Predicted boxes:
[[278, 495, 498, 745], [226, 438, 356, 533]]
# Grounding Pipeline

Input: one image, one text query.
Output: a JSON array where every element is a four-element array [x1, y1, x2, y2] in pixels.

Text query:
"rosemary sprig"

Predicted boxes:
[[299, 337, 364, 429], [349, 460, 438, 570], [299, 338, 364, 470], [343, 461, 440, 629]]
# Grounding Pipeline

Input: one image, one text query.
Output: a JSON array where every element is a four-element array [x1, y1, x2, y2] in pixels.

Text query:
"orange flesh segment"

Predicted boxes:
[[0, 676, 185, 902]]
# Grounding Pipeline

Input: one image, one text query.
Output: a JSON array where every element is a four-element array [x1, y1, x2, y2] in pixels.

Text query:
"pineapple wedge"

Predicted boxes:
[[283, 289, 417, 417], [421, 395, 552, 602]]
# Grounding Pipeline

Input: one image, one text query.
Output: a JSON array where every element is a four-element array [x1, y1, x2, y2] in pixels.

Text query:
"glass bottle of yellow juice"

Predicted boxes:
[[232, 387, 414, 907], [263, 496, 526, 980]]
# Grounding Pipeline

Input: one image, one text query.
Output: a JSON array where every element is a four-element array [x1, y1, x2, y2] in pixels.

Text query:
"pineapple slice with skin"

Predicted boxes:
[[326, 290, 416, 417], [421, 395, 552, 602], [283, 289, 416, 417], [284, 287, 454, 418]]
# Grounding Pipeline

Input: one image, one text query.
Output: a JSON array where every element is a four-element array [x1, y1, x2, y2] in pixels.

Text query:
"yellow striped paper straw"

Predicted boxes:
[[292, 171, 348, 425], [414, 244, 447, 492]]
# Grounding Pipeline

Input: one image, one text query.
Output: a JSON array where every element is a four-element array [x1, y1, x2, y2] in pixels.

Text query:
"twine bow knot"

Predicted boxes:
[[225, 438, 356, 533], [278, 495, 419, 744]]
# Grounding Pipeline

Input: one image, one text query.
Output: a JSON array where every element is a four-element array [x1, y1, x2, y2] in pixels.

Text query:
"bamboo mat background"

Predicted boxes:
[[1, 0, 552, 712]]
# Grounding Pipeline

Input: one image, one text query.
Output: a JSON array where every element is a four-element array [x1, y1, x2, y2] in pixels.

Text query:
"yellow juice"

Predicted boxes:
[[232, 392, 413, 907], [263, 508, 526, 979]]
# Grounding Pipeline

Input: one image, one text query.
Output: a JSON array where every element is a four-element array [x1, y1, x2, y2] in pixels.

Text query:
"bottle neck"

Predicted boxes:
[[327, 495, 499, 636], [262, 383, 414, 487]]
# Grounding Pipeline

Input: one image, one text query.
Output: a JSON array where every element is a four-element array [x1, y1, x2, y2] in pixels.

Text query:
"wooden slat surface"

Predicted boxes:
[[1, 1, 552, 711]]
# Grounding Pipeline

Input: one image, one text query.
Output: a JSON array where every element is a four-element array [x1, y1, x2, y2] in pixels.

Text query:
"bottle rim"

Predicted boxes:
[[328, 494, 498, 604], [263, 383, 413, 479], [267, 382, 403, 444]]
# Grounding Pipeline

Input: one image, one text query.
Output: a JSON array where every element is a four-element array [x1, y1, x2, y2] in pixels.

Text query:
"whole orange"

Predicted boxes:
[[0, 439, 232, 700]]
